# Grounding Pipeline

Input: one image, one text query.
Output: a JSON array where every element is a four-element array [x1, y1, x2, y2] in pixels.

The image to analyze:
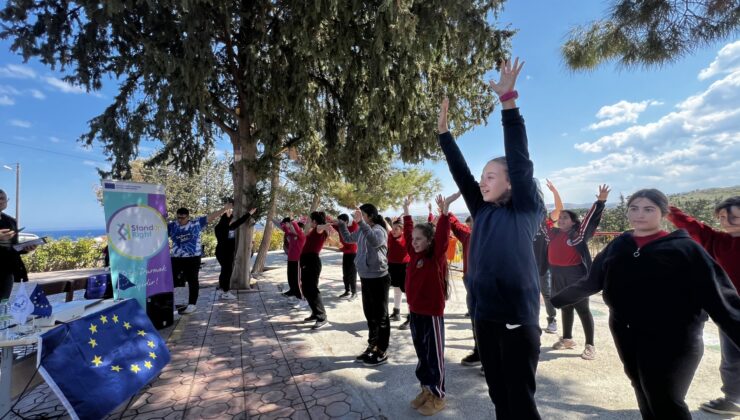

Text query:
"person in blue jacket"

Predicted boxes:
[[437, 57, 544, 420]]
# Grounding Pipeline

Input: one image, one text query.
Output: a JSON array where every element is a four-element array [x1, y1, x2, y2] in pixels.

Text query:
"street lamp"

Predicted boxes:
[[2, 163, 20, 226]]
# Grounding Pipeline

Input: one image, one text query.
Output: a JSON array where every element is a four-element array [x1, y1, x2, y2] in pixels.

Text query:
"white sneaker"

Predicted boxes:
[[173, 311, 181, 321], [292, 299, 308, 309], [182, 304, 197, 314], [220, 291, 237, 300]]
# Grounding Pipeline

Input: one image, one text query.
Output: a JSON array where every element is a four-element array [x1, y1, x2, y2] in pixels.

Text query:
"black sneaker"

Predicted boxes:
[[311, 319, 329, 330], [282, 291, 293, 298], [390, 308, 401, 322], [701, 398, 740, 416], [479, 366, 485, 377], [363, 351, 388, 366], [349, 293, 358, 301], [398, 318, 410, 330], [338, 291, 350, 299], [355, 347, 373, 363], [464, 312, 470, 318], [304, 315, 318, 322], [461, 352, 481, 366]]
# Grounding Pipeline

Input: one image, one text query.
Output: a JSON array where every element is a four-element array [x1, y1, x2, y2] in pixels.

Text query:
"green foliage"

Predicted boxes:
[[253, 229, 284, 252], [23, 238, 105, 273], [563, 1, 740, 69], [201, 232, 217, 257]]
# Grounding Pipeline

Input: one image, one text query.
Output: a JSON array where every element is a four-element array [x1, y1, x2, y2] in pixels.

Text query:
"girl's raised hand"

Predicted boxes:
[[545, 179, 557, 193], [489, 57, 524, 97], [435, 194, 448, 215], [248, 208, 257, 215], [445, 191, 462, 208], [597, 184, 611, 201], [403, 195, 412, 215], [438, 97, 449, 134]]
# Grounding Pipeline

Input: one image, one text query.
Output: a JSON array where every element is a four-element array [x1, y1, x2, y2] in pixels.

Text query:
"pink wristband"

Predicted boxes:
[[499, 90, 518, 102]]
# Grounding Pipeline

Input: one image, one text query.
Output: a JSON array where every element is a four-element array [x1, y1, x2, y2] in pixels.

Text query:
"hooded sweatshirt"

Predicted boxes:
[[337, 219, 389, 278], [552, 230, 740, 346]]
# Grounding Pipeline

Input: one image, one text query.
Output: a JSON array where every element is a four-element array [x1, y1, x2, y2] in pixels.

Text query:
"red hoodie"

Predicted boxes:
[[282, 221, 306, 262], [404, 214, 449, 316], [388, 228, 410, 264], [336, 221, 358, 254], [668, 206, 740, 292], [449, 213, 471, 275]]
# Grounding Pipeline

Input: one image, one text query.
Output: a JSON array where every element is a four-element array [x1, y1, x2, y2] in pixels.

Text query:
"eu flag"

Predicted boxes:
[[30, 284, 52, 317], [38, 299, 171, 420]]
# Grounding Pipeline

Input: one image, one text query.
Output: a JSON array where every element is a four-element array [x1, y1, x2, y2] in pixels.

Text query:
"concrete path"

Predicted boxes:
[[9, 250, 735, 419]]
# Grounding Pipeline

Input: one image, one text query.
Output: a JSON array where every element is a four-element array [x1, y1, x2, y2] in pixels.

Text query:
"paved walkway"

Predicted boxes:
[[9, 250, 733, 419]]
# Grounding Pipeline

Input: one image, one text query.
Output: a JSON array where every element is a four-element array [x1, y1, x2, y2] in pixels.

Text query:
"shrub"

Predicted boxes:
[[23, 238, 106, 272]]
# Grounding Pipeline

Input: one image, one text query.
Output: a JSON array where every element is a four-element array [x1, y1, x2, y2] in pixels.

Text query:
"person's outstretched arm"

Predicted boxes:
[[692, 246, 740, 347], [546, 179, 564, 221], [551, 241, 610, 307], [433, 194, 452, 260], [402, 197, 416, 255], [571, 185, 610, 245], [437, 98, 485, 217], [229, 208, 257, 230], [667, 206, 719, 250], [490, 57, 541, 214]]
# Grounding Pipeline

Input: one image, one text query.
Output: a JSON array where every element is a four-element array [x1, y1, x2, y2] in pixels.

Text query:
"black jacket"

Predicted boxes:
[[214, 213, 251, 256], [0, 212, 28, 282], [439, 108, 545, 325], [552, 230, 740, 347]]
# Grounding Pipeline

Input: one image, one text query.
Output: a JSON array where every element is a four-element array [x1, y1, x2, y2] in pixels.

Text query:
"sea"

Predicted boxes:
[[29, 223, 267, 241]]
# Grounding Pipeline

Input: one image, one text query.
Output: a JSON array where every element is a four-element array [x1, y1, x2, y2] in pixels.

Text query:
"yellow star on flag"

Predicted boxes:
[[144, 361, 153, 369], [111, 365, 122, 372], [112, 314, 119, 323], [123, 322, 131, 330], [89, 324, 98, 334], [92, 355, 103, 367], [137, 330, 146, 337], [88, 338, 97, 348], [130, 364, 141, 373], [149, 352, 157, 360], [147, 340, 155, 349], [100, 315, 108, 324]]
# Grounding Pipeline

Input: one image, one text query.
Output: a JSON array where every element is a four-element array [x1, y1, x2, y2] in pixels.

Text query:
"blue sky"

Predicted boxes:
[[1, 1, 739, 229]]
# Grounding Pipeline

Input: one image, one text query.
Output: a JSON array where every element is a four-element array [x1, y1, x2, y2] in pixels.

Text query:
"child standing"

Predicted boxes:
[[300, 212, 331, 330], [552, 189, 740, 420], [545, 182, 609, 360], [438, 58, 545, 419], [388, 218, 411, 328], [279, 217, 306, 302], [334, 214, 359, 300], [404, 194, 453, 416]]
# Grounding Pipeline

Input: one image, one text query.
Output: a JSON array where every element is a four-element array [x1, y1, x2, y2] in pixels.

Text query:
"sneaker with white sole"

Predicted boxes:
[[363, 350, 388, 366], [181, 304, 197, 314], [292, 299, 309, 309], [553, 337, 577, 350], [311, 319, 329, 330], [220, 291, 237, 300], [581, 344, 596, 360], [545, 320, 558, 334], [701, 398, 740, 416]]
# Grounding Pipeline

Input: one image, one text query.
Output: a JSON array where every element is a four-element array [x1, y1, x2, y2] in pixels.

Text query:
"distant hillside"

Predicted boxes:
[[547, 185, 740, 210], [668, 185, 740, 202]]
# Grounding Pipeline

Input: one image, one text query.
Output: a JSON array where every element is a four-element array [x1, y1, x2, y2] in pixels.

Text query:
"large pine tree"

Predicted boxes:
[[1, 0, 512, 287]]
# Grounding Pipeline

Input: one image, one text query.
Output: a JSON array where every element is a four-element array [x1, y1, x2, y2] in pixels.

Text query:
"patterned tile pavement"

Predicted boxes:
[[7, 254, 381, 420]]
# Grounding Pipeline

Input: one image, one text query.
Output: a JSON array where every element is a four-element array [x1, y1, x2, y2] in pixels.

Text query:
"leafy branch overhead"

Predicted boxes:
[[563, 0, 739, 69]]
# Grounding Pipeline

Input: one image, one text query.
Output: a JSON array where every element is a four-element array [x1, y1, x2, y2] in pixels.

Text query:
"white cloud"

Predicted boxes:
[[586, 100, 662, 131], [551, 45, 740, 202], [0, 95, 14, 106], [49, 136, 62, 143], [9, 119, 31, 128], [30, 89, 46, 99], [0, 85, 20, 96], [43, 76, 87, 94], [699, 40, 740, 81], [0, 64, 36, 79], [82, 160, 98, 167]]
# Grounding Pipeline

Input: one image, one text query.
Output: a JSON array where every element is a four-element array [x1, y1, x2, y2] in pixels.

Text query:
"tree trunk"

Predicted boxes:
[[252, 159, 281, 274], [304, 191, 322, 234], [230, 126, 259, 290]]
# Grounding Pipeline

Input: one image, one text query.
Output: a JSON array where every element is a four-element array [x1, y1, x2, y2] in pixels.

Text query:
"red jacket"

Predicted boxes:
[[388, 230, 410, 264], [336, 222, 358, 254], [404, 214, 449, 316], [302, 228, 328, 255], [449, 213, 471, 275], [282, 221, 305, 262], [668, 206, 740, 292]]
